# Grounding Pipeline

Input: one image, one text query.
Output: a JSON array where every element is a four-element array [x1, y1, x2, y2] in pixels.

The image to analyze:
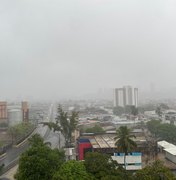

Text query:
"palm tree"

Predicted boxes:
[[41, 105, 78, 148], [114, 126, 137, 170]]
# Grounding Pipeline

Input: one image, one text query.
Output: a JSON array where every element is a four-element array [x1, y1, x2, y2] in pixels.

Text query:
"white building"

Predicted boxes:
[[113, 86, 138, 108], [158, 140, 176, 164], [112, 152, 142, 170], [134, 88, 138, 108], [114, 88, 124, 107]]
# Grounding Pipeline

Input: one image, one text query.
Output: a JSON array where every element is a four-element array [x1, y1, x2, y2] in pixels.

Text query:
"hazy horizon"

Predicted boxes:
[[1, 0, 176, 100]]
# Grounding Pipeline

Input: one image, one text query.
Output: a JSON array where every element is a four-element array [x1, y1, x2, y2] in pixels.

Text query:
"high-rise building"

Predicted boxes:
[[22, 101, 29, 122], [113, 88, 124, 107], [123, 86, 134, 106], [0, 102, 7, 119], [134, 88, 138, 108], [0, 101, 8, 125], [113, 86, 138, 108]]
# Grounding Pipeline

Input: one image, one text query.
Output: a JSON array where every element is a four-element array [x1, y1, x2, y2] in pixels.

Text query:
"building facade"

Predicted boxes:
[[113, 88, 124, 107], [113, 86, 138, 108], [0, 102, 8, 125], [112, 152, 142, 170], [0, 102, 7, 119], [22, 101, 29, 122]]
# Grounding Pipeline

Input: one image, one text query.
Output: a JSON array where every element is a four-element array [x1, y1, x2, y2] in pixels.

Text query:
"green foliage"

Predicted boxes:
[[113, 106, 138, 116], [159, 103, 169, 110], [85, 124, 105, 133], [58, 105, 79, 147], [155, 104, 169, 117], [0, 122, 8, 128], [0, 141, 4, 148], [134, 160, 176, 180], [138, 106, 145, 114], [113, 106, 125, 116], [81, 107, 108, 115], [8, 122, 34, 143], [125, 105, 138, 116], [28, 134, 45, 147], [0, 164, 4, 175], [41, 122, 61, 132], [15, 134, 65, 180], [15, 138, 176, 180], [147, 120, 176, 143], [139, 104, 156, 111], [147, 120, 161, 137], [114, 126, 137, 171], [84, 152, 127, 180], [52, 160, 93, 180], [114, 126, 137, 154]]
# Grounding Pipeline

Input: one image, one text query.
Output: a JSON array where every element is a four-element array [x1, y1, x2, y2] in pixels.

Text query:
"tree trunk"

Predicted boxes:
[[124, 154, 126, 170]]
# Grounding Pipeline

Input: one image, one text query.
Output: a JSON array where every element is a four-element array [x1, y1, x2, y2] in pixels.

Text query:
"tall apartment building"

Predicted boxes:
[[0, 101, 8, 125], [22, 101, 29, 122], [113, 86, 138, 108], [0, 102, 7, 119], [113, 88, 124, 107], [134, 88, 138, 108]]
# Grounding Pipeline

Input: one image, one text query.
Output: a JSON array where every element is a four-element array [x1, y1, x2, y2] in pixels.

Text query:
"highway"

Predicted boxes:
[[0, 103, 64, 169]]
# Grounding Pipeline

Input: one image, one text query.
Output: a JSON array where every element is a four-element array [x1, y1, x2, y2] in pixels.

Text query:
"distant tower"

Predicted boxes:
[[123, 86, 133, 106], [113, 86, 138, 108], [0, 102, 8, 124], [114, 88, 124, 107], [22, 101, 29, 122], [134, 88, 138, 107]]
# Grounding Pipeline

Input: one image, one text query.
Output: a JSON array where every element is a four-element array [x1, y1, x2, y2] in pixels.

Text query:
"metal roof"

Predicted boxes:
[[157, 141, 176, 149], [165, 148, 176, 156], [88, 134, 145, 149], [89, 134, 116, 148]]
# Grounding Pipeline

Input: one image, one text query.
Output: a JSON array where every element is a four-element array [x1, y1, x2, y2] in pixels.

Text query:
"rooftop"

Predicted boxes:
[[165, 148, 176, 156], [80, 133, 146, 149], [157, 140, 176, 149]]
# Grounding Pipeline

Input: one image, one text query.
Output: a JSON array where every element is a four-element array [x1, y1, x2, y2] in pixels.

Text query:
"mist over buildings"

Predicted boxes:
[[1, 0, 176, 100]]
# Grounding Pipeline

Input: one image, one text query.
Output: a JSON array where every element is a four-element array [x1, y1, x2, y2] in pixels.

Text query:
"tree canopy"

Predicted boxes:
[[147, 120, 176, 143], [15, 141, 176, 180], [85, 124, 105, 133], [84, 152, 127, 180], [113, 106, 125, 116], [52, 160, 93, 180], [8, 122, 34, 144], [134, 160, 176, 180], [113, 106, 138, 116], [114, 126, 137, 170], [115, 126, 137, 154], [15, 134, 65, 180]]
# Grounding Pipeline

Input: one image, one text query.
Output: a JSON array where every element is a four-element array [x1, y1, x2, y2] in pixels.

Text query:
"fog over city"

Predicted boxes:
[[1, 0, 176, 100]]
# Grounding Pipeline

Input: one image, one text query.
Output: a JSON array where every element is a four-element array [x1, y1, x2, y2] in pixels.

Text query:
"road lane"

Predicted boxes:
[[0, 103, 59, 167]]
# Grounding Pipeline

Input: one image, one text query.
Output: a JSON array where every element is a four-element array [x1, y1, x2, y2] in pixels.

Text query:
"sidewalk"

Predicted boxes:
[[0, 165, 18, 180]]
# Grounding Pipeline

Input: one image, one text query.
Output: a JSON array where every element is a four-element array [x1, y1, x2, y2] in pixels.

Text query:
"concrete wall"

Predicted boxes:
[[166, 152, 176, 164], [112, 152, 142, 170]]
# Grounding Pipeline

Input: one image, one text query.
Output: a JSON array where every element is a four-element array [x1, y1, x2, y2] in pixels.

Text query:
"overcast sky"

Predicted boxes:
[[0, 0, 176, 100]]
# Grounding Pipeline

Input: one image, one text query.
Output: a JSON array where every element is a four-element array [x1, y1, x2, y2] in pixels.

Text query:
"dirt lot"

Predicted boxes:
[[142, 152, 176, 170]]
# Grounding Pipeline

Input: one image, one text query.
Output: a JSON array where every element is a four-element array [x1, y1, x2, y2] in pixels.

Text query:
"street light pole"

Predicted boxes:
[[58, 131, 61, 149]]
